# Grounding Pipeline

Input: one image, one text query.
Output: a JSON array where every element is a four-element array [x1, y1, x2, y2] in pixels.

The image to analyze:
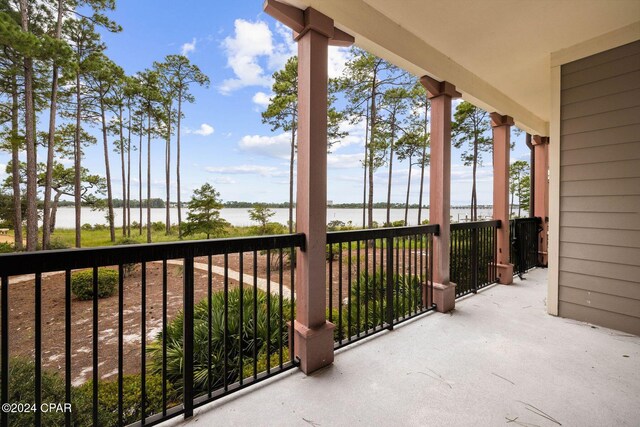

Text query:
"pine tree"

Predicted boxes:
[[452, 101, 492, 221], [338, 48, 408, 228], [154, 55, 209, 238], [183, 183, 228, 239]]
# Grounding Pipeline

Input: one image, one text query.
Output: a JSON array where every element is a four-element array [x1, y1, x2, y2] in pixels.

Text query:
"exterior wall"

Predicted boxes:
[[558, 40, 640, 335]]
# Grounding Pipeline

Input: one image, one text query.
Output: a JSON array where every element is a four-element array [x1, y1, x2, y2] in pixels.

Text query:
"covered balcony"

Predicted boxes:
[[0, 0, 638, 426]]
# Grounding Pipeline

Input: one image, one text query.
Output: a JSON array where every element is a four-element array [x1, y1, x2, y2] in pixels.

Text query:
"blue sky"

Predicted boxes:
[[1, 0, 531, 206]]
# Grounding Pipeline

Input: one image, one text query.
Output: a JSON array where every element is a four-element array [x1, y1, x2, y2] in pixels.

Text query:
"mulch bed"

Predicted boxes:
[[4, 246, 418, 386]]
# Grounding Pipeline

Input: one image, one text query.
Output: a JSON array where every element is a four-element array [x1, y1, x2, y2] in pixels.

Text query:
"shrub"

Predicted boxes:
[[268, 247, 296, 270], [151, 221, 166, 232], [0, 242, 14, 254], [92, 223, 107, 231], [242, 347, 290, 379], [131, 221, 140, 228], [81, 223, 93, 231], [46, 237, 70, 250], [391, 220, 406, 227], [0, 357, 67, 427], [71, 268, 118, 301], [326, 243, 341, 262], [73, 373, 174, 426], [147, 288, 292, 395], [327, 220, 346, 231]]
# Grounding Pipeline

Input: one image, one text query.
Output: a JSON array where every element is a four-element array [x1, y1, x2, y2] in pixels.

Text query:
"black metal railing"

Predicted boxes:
[[510, 217, 542, 277], [0, 234, 303, 427], [326, 224, 439, 349], [450, 220, 500, 298]]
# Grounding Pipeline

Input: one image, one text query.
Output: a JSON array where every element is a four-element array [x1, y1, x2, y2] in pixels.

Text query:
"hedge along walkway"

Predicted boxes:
[[162, 259, 294, 300]]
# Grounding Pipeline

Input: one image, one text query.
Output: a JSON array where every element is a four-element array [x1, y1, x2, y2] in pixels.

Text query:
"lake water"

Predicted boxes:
[[52, 207, 495, 229]]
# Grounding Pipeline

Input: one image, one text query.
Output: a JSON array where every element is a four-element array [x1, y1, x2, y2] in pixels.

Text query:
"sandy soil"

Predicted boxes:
[[3, 245, 426, 386]]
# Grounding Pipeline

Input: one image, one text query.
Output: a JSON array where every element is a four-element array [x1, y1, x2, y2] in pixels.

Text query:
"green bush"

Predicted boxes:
[[326, 243, 341, 261], [92, 223, 107, 231], [328, 272, 424, 341], [151, 221, 165, 232], [147, 288, 292, 396], [81, 223, 93, 231], [242, 347, 290, 379], [46, 237, 70, 250], [73, 373, 174, 426], [0, 357, 67, 427], [391, 220, 406, 227], [0, 242, 15, 253], [71, 268, 118, 301]]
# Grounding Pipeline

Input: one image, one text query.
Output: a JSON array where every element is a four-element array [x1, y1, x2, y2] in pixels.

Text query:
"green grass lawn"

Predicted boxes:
[[48, 224, 284, 248]]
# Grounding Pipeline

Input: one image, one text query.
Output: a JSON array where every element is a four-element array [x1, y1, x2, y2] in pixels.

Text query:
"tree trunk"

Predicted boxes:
[[404, 159, 412, 226], [41, 0, 63, 250], [127, 102, 131, 237], [119, 105, 126, 236], [367, 82, 377, 228], [288, 122, 296, 233], [385, 116, 395, 226], [176, 92, 183, 238], [10, 75, 23, 250], [165, 108, 171, 235], [74, 73, 82, 247], [362, 102, 369, 229], [20, 0, 37, 251], [50, 192, 61, 234], [417, 104, 428, 225], [147, 114, 152, 243], [100, 96, 116, 243], [138, 125, 143, 235], [510, 184, 515, 219], [472, 135, 478, 221]]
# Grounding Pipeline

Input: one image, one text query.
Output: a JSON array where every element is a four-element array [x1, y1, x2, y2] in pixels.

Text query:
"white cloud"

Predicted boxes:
[[212, 176, 236, 185], [187, 123, 215, 136], [0, 163, 6, 180], [181, 38, 196, 56], [219, 20, 274, 94], [252, 91, 272, 108], [205, 165, 285, 177], [328, 46, 349, 79], [331, 119, 367, 151], [238, 133, 291, 160], [327, 153, 363, 169], [267, 22, 296, 71]]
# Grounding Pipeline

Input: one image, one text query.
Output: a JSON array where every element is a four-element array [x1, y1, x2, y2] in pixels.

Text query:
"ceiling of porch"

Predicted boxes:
[[280, 0, 640, 135]]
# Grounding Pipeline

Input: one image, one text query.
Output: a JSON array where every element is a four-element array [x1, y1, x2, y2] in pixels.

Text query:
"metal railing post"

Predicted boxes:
[[386, 236, 394, 330], [183, 255, 195, 419], [471, 228, 479, 293]]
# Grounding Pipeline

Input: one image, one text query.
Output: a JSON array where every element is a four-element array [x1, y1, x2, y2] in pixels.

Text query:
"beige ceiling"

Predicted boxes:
[[281, 0, 640, 134]]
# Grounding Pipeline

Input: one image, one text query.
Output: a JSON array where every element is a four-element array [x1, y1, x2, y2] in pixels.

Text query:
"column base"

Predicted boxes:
[[432, 281, 456, 313], [291, 320, 335, 374], [495, 263, 514, 284]]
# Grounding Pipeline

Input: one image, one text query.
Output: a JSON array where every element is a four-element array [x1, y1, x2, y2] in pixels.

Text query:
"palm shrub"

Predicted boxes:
[[341, 272, 423, 336], [147, 288, 292, 396]]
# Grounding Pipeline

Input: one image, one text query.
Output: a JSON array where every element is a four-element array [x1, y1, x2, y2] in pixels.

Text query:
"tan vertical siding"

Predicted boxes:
[[559, 40, 640, 336]]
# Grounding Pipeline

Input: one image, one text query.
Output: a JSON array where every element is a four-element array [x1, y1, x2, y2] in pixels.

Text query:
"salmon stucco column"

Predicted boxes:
[[264, 0, 353, 374], [420, 76, 460, 312], [490, 113, 515, 284], [532, 135, 549, 266]]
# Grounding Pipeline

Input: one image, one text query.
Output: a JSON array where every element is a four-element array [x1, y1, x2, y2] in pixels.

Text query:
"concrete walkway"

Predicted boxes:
[[164, 268, 640, 426]]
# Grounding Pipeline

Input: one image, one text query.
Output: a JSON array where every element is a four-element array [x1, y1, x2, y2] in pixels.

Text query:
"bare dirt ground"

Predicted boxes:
[[4, 245, 425, 386]]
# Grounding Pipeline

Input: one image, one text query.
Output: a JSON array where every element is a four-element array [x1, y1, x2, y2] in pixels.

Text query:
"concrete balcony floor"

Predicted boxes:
[[167, 268, 640, 426]]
